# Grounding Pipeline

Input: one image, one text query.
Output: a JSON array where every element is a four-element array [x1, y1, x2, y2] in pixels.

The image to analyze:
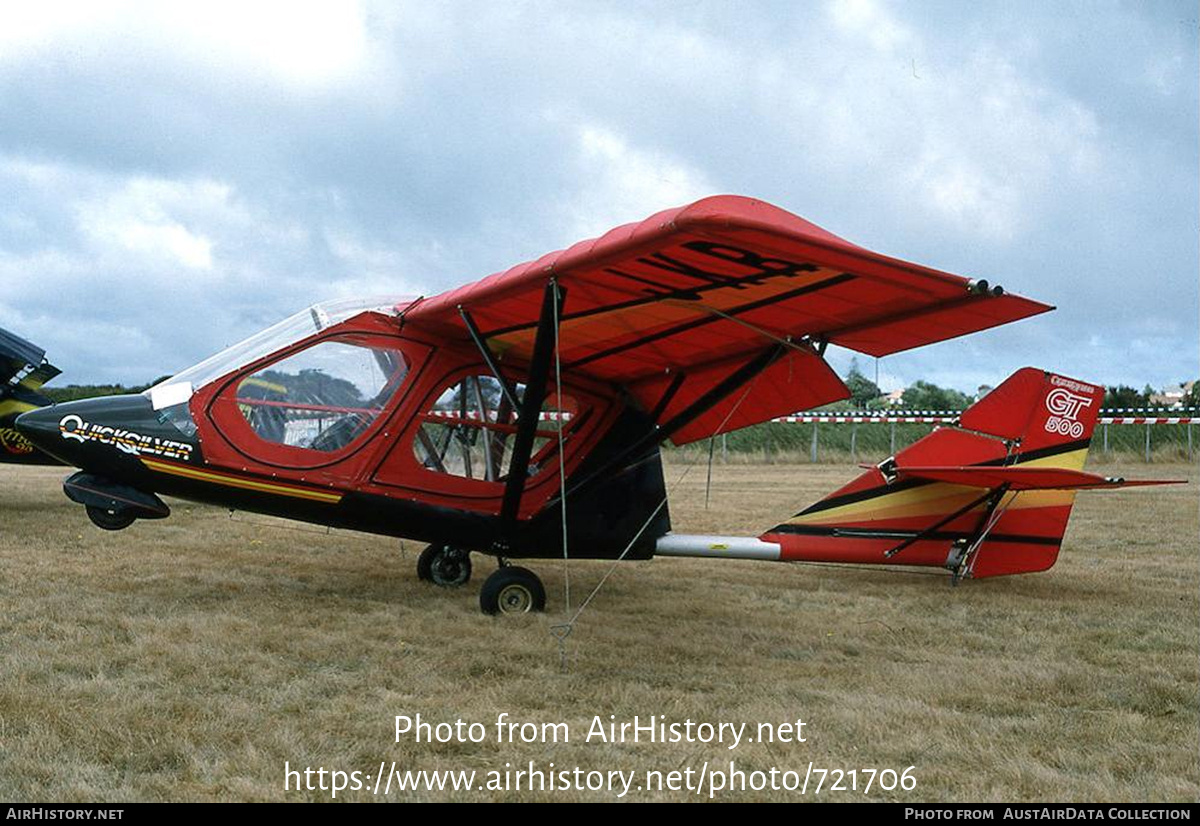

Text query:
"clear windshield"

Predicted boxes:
[[147, 296, 414, 402]]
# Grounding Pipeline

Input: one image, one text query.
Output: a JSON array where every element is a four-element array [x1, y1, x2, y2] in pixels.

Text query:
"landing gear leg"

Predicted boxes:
[[416, 544, 472, 587], [480, 566, 546, 615]]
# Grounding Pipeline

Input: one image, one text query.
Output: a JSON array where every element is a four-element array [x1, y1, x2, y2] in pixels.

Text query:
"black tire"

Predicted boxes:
[[86, 505, 136, 531], [480, 566, 546, 615], [416, 545, 472, 587]]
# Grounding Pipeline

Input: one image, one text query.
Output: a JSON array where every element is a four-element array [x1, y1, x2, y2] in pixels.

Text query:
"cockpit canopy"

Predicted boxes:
[[146, 296, 414, 411]]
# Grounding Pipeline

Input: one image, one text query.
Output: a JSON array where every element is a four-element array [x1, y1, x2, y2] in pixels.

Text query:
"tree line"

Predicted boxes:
[[839, 359, 1198, 411]]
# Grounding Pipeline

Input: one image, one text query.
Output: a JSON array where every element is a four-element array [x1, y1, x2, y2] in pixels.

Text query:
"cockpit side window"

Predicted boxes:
[[413, 375, 581, 482], [236, 337, 408, 454]]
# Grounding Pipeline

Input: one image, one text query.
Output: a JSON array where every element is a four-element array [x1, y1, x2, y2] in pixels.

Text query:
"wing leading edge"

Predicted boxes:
[[404, 196, 1052, 444]]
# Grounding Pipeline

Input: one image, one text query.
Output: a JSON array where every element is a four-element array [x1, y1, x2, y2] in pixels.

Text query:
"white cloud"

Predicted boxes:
[[75, 178, 239, 271], [903, 153, 1021, 241], [176, 1, 369, 86], [0, 160, 310, 380], [0, 2, 1191, 390], [827, 0, 913, 54], [1144, 52, 1186, 97], [0, 2, 110, 59], [0, 1, 372, 90], [563, 124, 718, 240], [764, 8, 1106, 243], [321, 227, 429, 299]]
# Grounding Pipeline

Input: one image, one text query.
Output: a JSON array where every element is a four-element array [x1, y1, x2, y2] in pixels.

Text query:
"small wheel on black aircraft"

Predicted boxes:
[[417, 544, 472, 587], [480, 566, 546, 615], [85, 505, 136, 531]]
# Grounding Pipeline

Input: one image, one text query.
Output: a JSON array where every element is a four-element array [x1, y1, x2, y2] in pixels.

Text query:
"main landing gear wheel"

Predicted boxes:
[[85, 505, 136, 531], [480, 566, 546, 615], [416, 545, 472, 587]]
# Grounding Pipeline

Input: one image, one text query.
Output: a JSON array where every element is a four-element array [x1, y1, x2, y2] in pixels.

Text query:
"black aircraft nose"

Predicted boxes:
[[16, 394, 199, 472], [14, 405, 64, 460]]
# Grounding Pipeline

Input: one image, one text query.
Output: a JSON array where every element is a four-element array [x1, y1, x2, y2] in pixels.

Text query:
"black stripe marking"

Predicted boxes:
[[564, 273, 855, 371], [650, 371, 687, 420], [977, 438, 1093, 466], [603, 267, 691, 298], [794, 475, 927, 516], [483, 262, 820, 338], [766, 524, 1063, 546], [484, 244, 835, 338]]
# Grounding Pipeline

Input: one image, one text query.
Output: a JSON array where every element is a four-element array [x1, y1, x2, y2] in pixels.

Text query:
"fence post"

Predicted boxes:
[[1103, 424, 1108, 454], [890, 422, 896, 455], [1189, 423, 1193, 462], [810, 424, 819, 463], [1145, 424, 1151, 462], [721, 433, 727, 463], [850, 424, 857, 463]]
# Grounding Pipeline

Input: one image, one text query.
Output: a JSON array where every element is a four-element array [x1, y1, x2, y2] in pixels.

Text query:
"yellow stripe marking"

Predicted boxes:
[[140, 458, 343, 503], [786, 448, 1090, 525], [0, 399, 37, 418]]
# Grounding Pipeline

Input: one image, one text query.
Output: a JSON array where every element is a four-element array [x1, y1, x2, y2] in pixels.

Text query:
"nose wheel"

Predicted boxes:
[[85, 504, 136, 531], [480, 566, 546, 615], [416, 544, 472, 587]]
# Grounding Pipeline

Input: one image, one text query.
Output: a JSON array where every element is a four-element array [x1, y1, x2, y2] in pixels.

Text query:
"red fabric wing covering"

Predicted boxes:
[[404, 195, 1051, 436], [629, 348, 849, 445], [829, 297, 1051, 357]]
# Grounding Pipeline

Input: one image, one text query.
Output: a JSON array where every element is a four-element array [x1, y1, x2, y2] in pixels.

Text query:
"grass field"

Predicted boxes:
[[0, 458, 1196, 802]]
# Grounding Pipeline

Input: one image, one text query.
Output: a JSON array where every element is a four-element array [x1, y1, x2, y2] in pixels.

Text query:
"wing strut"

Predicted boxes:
[[649, 371, 686, 420], [953, 486, 1018, 583], [458, 306, 521, 411], [564, 343, 785, 500], [881, 486, 1003, 560], [500, 280, 567, 526]]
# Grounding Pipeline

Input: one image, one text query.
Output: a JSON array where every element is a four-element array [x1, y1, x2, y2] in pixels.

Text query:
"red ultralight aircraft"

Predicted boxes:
[[15, 196, 1176, 613]]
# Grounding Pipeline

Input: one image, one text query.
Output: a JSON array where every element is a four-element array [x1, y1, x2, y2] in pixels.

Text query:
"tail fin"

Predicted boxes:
[[760, 368, 1104, 579]]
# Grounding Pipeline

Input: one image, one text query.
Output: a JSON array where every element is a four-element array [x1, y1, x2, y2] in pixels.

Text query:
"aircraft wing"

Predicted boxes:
[[889, 465, 1185, 491], [404, 196, 1051, 444], [1, 326, 63, 465], [1, 326, 60, 393]]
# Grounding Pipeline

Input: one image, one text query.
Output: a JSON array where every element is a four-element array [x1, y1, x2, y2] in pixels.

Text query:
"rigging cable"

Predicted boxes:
[[551, 371, 765, 652], [704, 435, 715, 509], [551, 279, 570, 616]]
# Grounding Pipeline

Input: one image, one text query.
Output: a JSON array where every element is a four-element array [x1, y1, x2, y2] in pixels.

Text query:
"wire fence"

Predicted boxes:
[[665, 410, 1198, 464]]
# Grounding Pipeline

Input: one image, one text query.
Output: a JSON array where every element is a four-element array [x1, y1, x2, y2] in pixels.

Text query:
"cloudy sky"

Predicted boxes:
[[0, 0, 1195, 394]]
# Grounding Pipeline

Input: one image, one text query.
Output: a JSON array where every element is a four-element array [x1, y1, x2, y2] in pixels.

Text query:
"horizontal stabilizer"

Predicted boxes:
[[886, 465, 1185, 491]]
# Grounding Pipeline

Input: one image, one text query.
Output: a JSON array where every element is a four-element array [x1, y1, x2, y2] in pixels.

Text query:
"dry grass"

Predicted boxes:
[[0, 457, 1196, 802]]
